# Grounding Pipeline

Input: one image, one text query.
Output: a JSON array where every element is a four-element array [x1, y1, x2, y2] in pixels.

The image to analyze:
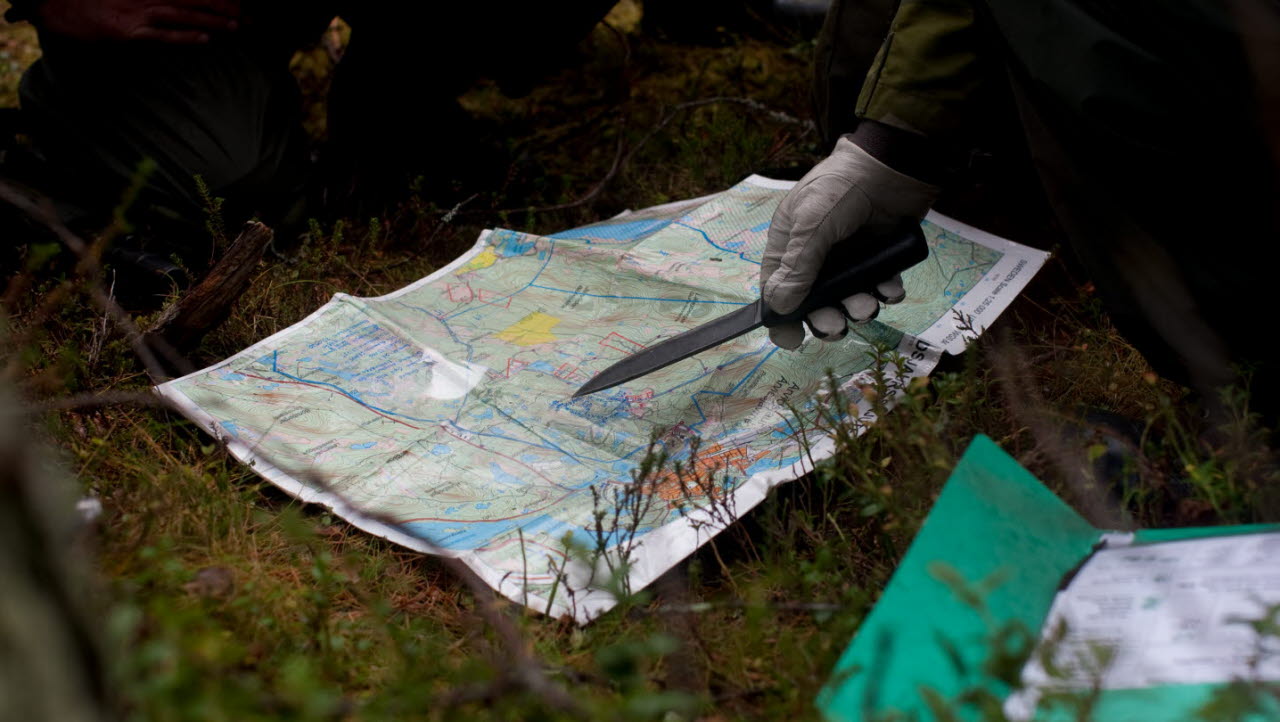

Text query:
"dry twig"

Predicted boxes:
[[989, 329, 1134, 530], [25, 390, 171, 414], [0, 178, 193, 381], [435, 555, 587, 716]]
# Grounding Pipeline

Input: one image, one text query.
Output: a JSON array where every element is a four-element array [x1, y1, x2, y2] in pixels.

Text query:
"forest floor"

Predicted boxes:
[[2, 4, 1276, 720]]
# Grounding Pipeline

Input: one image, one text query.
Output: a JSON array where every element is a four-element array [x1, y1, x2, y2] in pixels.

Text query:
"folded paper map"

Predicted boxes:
[[156, 176, 1047, 622]]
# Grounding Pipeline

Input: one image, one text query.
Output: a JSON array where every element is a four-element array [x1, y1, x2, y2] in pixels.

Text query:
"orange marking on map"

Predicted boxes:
[[645, 444, 772, 506]]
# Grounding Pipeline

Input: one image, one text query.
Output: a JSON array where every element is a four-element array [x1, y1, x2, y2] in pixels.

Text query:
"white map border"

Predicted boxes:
[[155, 176, 1047, 623], [917, 212, 1049, 354]]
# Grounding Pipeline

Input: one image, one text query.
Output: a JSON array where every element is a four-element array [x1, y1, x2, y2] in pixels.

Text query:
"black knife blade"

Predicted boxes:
[[572, 222, 928, 398]]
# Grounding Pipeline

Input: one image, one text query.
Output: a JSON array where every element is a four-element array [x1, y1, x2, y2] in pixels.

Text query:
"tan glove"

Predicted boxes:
[[761, 135, 939, 349]]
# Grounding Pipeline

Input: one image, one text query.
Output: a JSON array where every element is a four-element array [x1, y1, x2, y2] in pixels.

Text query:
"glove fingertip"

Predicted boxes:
[[768, 322, 806, 350], [875, 274, 906, 305], [841, 293, 881, 324], [806, 306, 848, 341]]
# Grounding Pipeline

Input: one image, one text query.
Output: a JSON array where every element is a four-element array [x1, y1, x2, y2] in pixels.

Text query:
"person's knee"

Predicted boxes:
[[19, 43, 307, 225]]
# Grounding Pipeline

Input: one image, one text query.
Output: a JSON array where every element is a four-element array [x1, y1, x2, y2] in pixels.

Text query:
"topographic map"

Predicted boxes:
[[157, 176, 1048, 622]]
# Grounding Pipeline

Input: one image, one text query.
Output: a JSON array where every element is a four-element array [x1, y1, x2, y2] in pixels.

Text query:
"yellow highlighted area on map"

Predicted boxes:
[[495, 312, 561, 346], [457, 248, 498, 274]]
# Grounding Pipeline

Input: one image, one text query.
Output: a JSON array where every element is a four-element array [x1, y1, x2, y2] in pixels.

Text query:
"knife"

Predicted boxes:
[[572, 222, 929, 398]]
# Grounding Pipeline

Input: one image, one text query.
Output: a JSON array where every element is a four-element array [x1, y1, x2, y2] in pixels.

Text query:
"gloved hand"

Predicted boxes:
[[761, 134, 939, 349]]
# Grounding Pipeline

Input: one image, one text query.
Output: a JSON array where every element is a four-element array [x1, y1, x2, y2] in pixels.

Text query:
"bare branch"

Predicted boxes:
[[241, 441, 587, 717], [435, 554, 587, 716], [642, 600, 848, 615], [0, 178, 194, 381], [25, 390, 173, 414], [989, 329, 1134, 530]]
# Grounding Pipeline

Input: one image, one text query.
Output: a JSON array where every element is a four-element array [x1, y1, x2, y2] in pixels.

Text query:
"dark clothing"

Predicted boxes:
[[817, 0, 1280, 417], [811, 0, 900, 149], [16, 2, 616, 244], [21, 36, 314, 234]]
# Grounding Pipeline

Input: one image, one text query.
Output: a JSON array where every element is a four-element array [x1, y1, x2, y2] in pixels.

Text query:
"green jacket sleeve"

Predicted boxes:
[[856, 0, 987, 140]]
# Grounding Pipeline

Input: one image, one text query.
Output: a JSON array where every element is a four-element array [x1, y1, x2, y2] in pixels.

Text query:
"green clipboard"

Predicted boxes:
[[818, 435, 1280, 721]]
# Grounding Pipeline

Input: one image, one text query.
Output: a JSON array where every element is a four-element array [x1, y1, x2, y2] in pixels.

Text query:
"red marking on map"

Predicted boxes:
[[445, 283, 474, 303], [488, 357, 528, 380], [600, 331, 646, 355], [553, 362, 583, 382], [625, 389, 654, 414], [478, 289, 513, 309]]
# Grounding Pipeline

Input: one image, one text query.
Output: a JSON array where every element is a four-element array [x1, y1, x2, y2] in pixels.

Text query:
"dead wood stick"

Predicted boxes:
[[145, 221, 273, 354]]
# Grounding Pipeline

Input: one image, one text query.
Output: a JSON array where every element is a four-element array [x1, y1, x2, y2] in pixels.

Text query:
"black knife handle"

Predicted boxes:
[[760, 222, 929, 327]]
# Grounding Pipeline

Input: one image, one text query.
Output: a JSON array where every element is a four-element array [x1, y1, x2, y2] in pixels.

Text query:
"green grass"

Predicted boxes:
[[3, 8, 1278, 721]]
